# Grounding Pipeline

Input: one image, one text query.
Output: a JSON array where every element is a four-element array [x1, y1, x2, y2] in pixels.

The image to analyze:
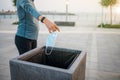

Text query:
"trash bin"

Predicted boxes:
[[10, 46, 87, 80]]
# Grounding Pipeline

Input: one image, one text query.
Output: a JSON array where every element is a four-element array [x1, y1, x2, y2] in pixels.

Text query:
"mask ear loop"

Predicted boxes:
[[45, 32, 57, 55], [45, 46, 54, 55]]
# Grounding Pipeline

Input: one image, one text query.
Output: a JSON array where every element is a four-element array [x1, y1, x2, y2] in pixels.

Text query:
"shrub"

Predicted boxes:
[[12, 21, 19, 25], [98, 23, 120, 28]]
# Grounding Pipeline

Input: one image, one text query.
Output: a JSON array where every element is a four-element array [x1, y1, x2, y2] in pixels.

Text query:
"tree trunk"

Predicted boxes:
[[101, 6, 104, 28], [110, 5, 112, 25]]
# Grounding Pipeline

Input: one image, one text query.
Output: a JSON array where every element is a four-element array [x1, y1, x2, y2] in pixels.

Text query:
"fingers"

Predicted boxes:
[[55, 26, 60, 32], [54, 24, 60, 32], [53, 24, 60, 32], [47, 26, 56, 33], [48, 25, 60, 33], [44, 19, 60, 33], [48, 29, 51, 33]]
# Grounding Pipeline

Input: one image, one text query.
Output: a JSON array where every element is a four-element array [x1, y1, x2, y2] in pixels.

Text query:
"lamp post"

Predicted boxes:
[[54, 0, 75, 26], [65, 0, 69, 21], [101, 6, 103, 28]]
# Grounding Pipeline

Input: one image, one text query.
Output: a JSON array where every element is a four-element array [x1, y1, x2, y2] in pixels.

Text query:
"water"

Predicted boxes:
[[0, 14, 18, 19], [0, 13, 120, 27]]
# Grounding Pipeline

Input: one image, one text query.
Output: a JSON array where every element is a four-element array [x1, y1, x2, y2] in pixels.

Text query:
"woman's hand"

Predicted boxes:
[[38, 16, 60, 33]]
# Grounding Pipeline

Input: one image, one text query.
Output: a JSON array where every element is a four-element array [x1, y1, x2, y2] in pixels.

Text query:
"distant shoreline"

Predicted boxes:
[[0, 11, 75, 15]]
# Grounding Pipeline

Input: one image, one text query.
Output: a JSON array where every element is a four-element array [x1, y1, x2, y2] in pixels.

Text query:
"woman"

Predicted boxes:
[[15, 0, 60, 55]]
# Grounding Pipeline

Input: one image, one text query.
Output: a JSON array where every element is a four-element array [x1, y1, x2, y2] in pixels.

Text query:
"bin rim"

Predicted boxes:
[[10, 46, 86, 74]]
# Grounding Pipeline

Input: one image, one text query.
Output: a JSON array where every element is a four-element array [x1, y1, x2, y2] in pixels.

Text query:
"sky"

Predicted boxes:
[[0, 0, 120, 13]]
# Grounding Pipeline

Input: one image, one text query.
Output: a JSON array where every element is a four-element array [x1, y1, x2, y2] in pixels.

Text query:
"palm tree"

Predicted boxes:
[[100, 0, 117, 25]]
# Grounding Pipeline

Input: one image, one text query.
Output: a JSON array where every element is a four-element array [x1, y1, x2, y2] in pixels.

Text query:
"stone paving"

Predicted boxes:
[[0, 19, 120, 80]]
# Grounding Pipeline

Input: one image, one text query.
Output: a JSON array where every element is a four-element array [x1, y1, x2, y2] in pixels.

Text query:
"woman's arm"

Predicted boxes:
[[18, 0, 40, 19], [18, 0, 60, 33]]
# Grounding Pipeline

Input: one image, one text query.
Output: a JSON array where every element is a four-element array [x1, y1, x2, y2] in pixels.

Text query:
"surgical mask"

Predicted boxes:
[[45, 32, 57, 55]]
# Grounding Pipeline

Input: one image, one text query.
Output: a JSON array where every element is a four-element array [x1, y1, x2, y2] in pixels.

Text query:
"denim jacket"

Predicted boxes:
[[16, 0, 41, 40]]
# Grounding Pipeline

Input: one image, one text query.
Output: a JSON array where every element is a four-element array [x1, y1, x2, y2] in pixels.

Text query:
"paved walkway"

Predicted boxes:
[[0, 19, 120, 80]]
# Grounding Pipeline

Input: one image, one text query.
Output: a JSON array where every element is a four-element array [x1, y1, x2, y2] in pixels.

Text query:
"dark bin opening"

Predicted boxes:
[[21, 46, 81, 69]]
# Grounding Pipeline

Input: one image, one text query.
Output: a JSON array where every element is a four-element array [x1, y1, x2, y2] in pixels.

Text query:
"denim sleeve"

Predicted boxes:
[[19, 0, 41, 19]]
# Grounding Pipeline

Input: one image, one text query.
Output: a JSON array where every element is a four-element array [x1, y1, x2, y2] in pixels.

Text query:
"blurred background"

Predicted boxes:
[[0, 0, 120, 28]]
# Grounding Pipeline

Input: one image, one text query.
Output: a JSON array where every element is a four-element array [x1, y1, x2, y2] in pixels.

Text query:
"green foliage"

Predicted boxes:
[[98, 23, 104, 28], [100, 0, 110, 7], [13, 0, 16, 6], [100, 0, 117, 7], [12, 21, 19, 25], [98, 23, 120, 28]]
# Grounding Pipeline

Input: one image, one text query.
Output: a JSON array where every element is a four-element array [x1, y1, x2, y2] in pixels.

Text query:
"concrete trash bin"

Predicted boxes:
[[10, 46, 87, 80]]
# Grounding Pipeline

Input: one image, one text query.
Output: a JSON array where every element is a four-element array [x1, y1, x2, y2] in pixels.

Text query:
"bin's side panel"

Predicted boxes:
[[10, 59, 72, 80], [72, 52, 87, 80], [10, 60, 23, 80]]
